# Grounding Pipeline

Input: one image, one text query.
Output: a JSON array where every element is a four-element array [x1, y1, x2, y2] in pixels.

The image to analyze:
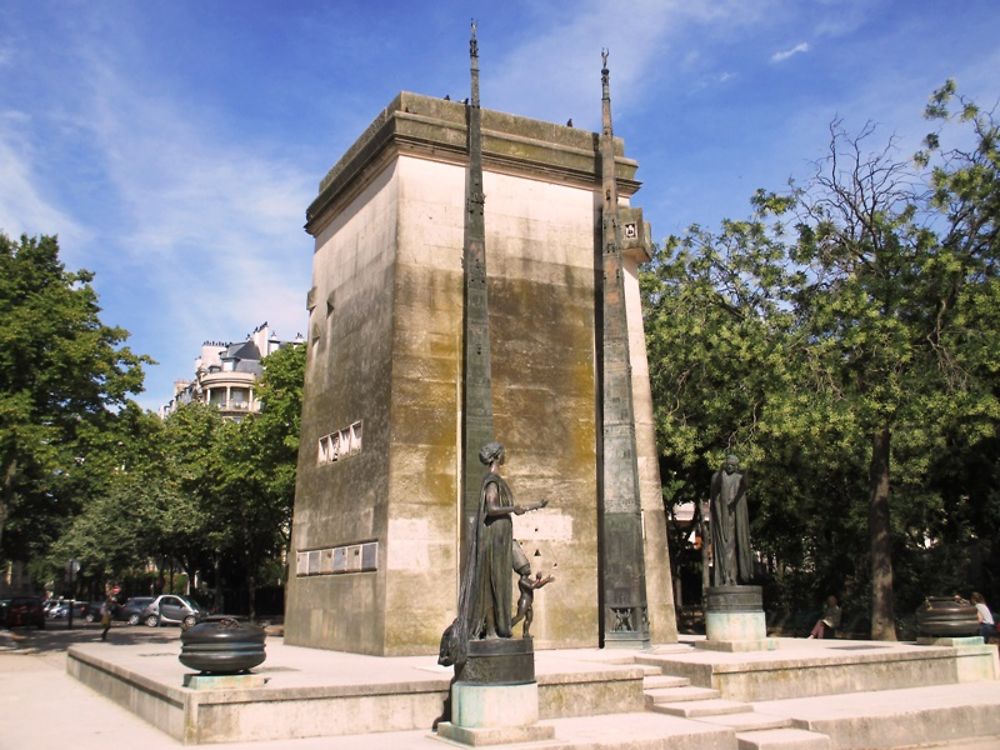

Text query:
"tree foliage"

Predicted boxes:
[[0, 233, 151, 563], [645, 83, 1000, 638], [46, 343, 305, 616]]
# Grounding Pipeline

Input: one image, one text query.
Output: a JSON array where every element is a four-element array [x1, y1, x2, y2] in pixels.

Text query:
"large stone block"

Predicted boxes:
[[287, 92, 674, 655]]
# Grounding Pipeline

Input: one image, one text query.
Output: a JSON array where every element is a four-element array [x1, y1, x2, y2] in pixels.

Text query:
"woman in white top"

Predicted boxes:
[[970, 592, 994, 642]]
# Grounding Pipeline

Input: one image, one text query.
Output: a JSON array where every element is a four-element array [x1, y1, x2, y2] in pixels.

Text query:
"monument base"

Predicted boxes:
[[453, 682, 540, 727], [436, 722, 555, 746], [459, 637, 535, 685], [700, 585, 774, 652], [182, 672, 268, 690], [440, 638, 554, 746], [694, 635, 777, 652], [916, 635, 984, 647], [439, 682, 555, 745]]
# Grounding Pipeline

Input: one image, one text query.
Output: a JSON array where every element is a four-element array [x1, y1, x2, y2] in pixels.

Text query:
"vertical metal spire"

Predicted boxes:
[[598, 49, 650, 647], [461, 19, 493, 560]]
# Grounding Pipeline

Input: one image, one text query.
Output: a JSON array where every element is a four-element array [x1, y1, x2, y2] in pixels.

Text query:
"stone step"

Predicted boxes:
[[755, 682, 1000, 750], [736, 727, 831, 750], [642, 674, 690, 689], [637, 663, 664, 676], [649, 643, 697, 654], [652, 698, 751, 718], [646, 685, 720, 704], [697, 711, 793, 732], [545, 710, 737, 750]]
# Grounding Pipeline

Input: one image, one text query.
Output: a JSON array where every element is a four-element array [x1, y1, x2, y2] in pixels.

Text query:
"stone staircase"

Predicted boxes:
[[638, 663, 831, 750]]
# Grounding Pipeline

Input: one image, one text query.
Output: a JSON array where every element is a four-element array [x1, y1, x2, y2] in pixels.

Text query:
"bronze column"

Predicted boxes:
[[597, 50, 650, 647], [461, 21, 494, 560]]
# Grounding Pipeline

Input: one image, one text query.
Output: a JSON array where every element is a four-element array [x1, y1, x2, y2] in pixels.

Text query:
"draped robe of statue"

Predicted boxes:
[[438, 469, 515, 668], [470, 471, 514, 638], [710, 468, 751, 586]]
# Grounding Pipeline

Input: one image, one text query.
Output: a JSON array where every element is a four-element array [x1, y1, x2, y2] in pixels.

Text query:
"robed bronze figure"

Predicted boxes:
[[439, 442, 546, 667], [710, 455, 752, 585]]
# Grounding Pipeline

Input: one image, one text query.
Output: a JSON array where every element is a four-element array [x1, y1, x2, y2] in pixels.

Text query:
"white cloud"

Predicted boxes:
[[46, 44, 316, 408], [771, 42, 810, 63], [483, 0, 767, 128], [813, 0, 873, 38], [0, 114, 88, 245]]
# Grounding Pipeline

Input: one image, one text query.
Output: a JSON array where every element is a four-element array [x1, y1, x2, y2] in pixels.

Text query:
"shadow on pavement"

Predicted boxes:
[[3, 624, 182, 654]]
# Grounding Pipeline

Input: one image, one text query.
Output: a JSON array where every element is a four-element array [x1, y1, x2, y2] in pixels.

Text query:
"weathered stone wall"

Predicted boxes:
[[384, 156, 464, 654], [380, 155, 602, 652], [286, 92, 675, 654], [285, 163, 399, 653]]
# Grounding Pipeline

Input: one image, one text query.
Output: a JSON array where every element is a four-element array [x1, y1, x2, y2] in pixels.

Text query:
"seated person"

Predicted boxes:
[[971, 592, 994, 641], [808, 595, 841, 639]]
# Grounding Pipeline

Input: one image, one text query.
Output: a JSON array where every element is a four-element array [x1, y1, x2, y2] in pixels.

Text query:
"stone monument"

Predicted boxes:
[[437, 438, 553, 744], [701, 455, 773, 651], [284, 27, 676, 655]]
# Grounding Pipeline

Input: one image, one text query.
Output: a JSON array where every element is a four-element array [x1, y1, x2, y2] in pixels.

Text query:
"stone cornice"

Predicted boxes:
[[305, 92, 642, 237]]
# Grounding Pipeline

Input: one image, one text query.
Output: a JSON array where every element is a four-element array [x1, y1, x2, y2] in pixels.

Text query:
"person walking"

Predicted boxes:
[[100, 589, 118, 641]]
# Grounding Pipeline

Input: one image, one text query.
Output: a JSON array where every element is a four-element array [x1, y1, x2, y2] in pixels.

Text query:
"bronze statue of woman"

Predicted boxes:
[[470, 442, 547, 638], [438, 442, 546, 666]]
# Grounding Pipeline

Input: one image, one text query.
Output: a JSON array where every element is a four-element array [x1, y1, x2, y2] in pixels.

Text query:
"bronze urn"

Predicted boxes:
[[915, 596, 979, 638], [179, 616, 267, 674]]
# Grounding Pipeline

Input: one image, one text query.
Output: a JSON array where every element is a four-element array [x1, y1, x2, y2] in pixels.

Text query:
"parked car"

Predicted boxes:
[[47, 599, 89, 620], [46, 599, 71, 619], [141, 595, 202, 628], [117, 597, 154, 626], [1, 596, 45, 629]]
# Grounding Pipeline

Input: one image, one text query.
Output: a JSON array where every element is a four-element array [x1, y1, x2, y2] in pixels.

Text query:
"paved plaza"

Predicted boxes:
[[4, 624, 1000, 749]]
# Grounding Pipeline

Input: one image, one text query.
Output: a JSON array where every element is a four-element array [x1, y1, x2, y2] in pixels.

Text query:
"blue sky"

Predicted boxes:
[[2, 1, 999, 411]]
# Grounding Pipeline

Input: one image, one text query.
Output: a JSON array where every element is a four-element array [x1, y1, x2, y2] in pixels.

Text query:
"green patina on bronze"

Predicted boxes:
[[597, 51, 650, 647]]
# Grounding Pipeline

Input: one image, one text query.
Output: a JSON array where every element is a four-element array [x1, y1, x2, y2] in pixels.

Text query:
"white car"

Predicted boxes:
[[140, 594, 202, 628]]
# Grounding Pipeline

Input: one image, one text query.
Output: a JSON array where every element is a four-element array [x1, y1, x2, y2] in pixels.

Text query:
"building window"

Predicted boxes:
[[318, 421, 363, 465]]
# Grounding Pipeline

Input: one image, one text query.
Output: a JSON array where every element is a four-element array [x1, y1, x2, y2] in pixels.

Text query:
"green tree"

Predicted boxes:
[[212, 343, 304, 618], [645, 85, 1000, 639], [0, 233, 150, 564], [249, 341, 305, 524], [159, 402, 225, 594], [47, 407, 168, 585], [641, 197, 864, 616]]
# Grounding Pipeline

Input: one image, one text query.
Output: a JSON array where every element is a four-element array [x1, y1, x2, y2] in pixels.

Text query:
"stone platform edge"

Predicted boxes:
[[66, 646, 646, 744], [637, 642, 999, 702]]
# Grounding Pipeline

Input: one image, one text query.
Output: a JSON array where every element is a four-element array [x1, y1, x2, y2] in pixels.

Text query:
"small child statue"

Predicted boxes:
[[511, 571, 555, 638]]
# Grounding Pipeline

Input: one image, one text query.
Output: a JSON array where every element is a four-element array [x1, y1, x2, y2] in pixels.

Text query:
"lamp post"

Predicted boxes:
[[66, 559, 80, 629]]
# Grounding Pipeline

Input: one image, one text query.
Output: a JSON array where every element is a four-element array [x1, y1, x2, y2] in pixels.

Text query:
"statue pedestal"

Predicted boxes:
[[696, 585, 776, 653], [437, 638, 555, 745], [182, 673, 267, 690]]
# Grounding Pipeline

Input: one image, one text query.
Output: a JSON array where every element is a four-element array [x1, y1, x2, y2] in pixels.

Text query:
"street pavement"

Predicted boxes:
[[3, 624, 1000, 750], [0, 623, 444, 750]]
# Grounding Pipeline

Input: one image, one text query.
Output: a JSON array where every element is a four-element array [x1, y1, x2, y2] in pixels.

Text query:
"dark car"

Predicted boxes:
[[1, 596, 45, 629], [117, 597, 154, 626]]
